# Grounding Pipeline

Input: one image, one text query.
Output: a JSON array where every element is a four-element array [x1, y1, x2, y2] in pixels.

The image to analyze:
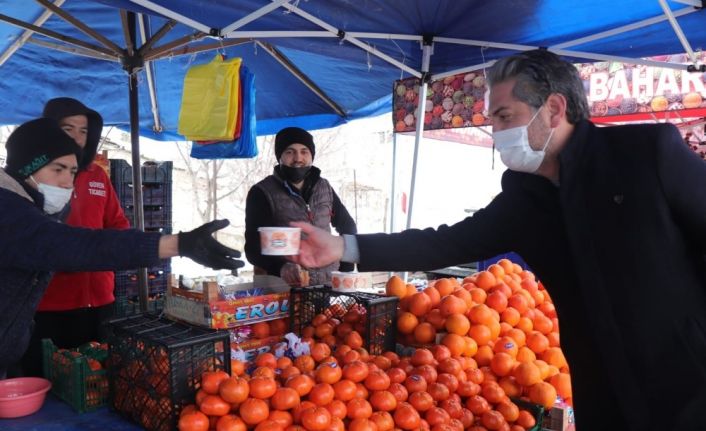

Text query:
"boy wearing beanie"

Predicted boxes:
[[1, 118, 244, 378], [18, 98, 130, 377], [244, 126, 357, 286]]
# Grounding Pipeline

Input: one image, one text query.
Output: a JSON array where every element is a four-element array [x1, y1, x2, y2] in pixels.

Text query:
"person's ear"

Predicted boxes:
[[546, 93, 567, 128]]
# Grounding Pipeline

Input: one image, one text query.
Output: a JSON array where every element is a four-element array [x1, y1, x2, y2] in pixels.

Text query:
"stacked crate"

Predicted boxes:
[[110, 159, 173, 316]]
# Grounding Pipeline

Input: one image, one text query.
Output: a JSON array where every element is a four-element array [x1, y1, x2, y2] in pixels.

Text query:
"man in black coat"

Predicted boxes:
[[290, 50, 706, 430]]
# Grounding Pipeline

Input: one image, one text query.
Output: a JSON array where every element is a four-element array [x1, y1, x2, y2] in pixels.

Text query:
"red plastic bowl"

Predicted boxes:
[[0, 377, 52, 418]]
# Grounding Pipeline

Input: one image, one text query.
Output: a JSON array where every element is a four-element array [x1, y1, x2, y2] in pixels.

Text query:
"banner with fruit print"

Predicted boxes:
[[392, 53, 706, 134], [580, 52, 706, 123], [392, 72, 490, 133]]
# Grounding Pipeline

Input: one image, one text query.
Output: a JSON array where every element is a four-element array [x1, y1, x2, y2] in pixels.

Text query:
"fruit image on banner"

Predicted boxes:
[[579, 52, 706, 121], [392, 72, 490, 133]]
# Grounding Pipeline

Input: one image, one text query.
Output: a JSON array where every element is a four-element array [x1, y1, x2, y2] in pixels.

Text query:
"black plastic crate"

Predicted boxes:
[[290, 286, 398, 355], [123, 205, 172, 231], [115, 264, 171, 299], [114, 295, 165, 318], [106, 314, 230, 431], [110, 159, 172, 186], [116, 182, 172, 207]]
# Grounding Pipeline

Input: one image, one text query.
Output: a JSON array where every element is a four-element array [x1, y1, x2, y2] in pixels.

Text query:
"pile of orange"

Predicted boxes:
[[182, 343, 542, 431], [177, 258, 572, 431], [390, 259, 572, 410], [249, 318, 289, 340]]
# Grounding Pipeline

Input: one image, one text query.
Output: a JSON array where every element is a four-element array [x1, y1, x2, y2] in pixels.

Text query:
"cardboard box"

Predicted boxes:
[[542, 405, 573, 431], [231, 336, 285, 365], [165, 275, 290, 329]]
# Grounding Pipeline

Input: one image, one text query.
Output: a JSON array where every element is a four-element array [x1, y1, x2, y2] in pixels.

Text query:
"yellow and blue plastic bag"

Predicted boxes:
[[178, 54, 241, 141]]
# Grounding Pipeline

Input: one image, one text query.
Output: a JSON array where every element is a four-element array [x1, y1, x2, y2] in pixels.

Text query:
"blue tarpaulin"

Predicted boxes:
[[0, 0, 705, 140]]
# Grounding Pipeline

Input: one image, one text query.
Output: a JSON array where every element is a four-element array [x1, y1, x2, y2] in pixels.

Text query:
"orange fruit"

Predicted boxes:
[[540, 347, 567, 369], [269, 318, 288, 336], [492, 336, 518, 358], [549, 372, 572, 399], [408, 293, 432, 317], [386, 276, 407, 298], [468, 304, 494, 325], [533, 359, 550, 380], [528, 382, 557, 409], [420, 285, 440, 306], [396, 312, 419, 334], [441, 333, 466, 357], [526, 331, 549, 354], [505, 328, 526, 347], [467, 287, 487, 304], [473, 345, 494, 367], [485, 291, 508, 313], [513, 362, 541, 387], [516, 410, 536, 429], [515, 317, 533, 334], [486, 264, 506, 280], [489, 352, 515, 377], [439, 295, 467, 317], [497, 259, 515, 274], [468, 324, 491, 346], [445, 313, 471, 336], [239, 398, 270, 426], [515, 346, 536, 363], [498, 376, 521, 398], [462, 336, 478, 357], [434, 278, 455, 297], [496, 401, 519, 423], [424, 309, 447, 330], [252, 321, 271, 339], [413, 322, 437, 344], [474, 271, 496, 291]]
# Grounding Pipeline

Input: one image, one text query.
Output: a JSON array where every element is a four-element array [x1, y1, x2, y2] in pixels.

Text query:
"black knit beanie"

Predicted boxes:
[[5, 118, 82, 179], [274, 127, 315, 161], [42, 97, 103, 170]]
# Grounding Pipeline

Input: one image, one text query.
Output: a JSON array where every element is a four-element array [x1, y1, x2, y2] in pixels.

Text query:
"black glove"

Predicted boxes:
[[178, 219, 245, 270]]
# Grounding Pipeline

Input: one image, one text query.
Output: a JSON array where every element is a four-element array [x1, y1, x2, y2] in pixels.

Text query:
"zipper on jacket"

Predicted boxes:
[[306, 204, 314, 222]]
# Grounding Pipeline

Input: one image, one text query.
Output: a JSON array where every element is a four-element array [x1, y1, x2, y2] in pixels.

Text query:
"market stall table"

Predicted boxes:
[[0, 393, 142, 431]]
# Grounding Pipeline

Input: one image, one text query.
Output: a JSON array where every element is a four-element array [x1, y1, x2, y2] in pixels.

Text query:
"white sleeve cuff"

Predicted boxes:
[[341, 234, 360, 263]]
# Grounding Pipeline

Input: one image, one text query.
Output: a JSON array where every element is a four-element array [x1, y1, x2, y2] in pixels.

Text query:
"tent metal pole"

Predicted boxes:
[[405, 42, 433, 230], [222, 0, 290, 35], [128, 0, 211, 34], [390, 132, 397, 234], [26, 37, 120, 60], [551, 6, 696, 49], [35, 0, 123, 55], [256, 41, 346, 116], [657, 0, 700, 65], [0, 0, 64, 67], [0, 12, 116, 58], [124, 10, 149, 313], [137, 19, 177, 56], [145, 36, 245, 61], [278, 1, 422, 78], [138, 13, 162, 132]]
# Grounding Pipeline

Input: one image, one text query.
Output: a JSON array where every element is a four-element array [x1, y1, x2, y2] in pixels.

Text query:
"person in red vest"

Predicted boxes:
[[20, 98, 130, 377]]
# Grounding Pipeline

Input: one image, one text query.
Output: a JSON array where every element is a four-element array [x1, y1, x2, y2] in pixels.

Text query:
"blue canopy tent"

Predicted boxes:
[[1, 0, 705, 304]]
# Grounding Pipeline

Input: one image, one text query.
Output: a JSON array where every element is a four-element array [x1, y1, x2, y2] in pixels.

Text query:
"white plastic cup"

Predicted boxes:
[[331, 271, 372, 291], [258, 227, 301, 255]]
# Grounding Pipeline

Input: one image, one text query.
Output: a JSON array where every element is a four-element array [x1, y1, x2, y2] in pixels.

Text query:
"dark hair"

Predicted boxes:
[[487, 50, 590, 124]]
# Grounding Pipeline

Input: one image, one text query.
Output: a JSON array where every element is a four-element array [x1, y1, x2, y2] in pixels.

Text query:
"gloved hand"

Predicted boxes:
[[178, 219, 245, 270]]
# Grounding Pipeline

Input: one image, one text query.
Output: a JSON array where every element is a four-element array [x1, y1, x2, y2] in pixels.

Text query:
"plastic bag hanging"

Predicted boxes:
[[190, 65, 258, 159], [178, 54, 242, 141]]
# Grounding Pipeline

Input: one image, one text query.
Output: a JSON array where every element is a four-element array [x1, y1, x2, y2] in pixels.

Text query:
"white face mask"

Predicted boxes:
[[30, 176, 73, 214], [492, 106, 555, 173]]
